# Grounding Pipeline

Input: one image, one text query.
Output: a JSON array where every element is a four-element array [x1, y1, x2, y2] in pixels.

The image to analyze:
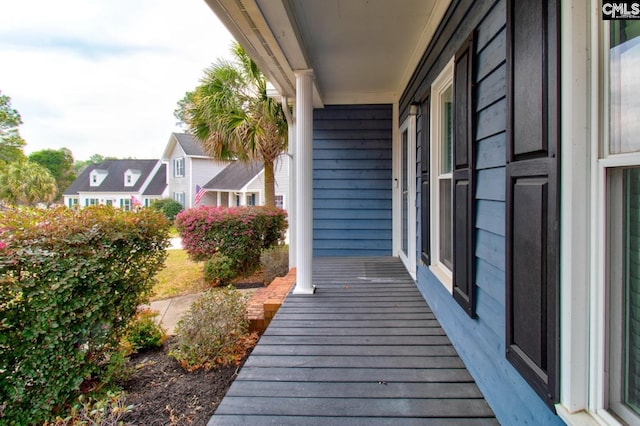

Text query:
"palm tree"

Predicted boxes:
[[0, 160, 57, 206], [176, 43, 288, 208]]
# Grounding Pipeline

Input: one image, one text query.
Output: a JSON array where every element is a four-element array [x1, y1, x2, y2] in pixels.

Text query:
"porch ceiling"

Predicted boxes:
[[204, 0, 450, 105]]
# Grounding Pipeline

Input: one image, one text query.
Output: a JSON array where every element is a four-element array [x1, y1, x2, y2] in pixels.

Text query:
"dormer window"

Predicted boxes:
[[124, 169, 141, 187], [90, 169, 108, 187]]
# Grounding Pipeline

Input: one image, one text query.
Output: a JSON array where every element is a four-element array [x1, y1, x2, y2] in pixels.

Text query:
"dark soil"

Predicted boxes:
[[119, 337, 250, 425], [120, 275, 262, 425]]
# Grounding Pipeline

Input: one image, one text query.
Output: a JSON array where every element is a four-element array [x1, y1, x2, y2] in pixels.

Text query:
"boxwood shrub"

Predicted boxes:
[[0, 206, 169, 424]]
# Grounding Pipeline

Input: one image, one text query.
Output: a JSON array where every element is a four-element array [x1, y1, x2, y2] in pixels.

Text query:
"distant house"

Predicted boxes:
[[161, 133, 229, 208], [63, 159, 167, 209], [162, 132, 289, 209]]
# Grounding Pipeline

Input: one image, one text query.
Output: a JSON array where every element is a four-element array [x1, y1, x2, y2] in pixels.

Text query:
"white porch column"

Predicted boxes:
[[283, 96, 297, 268], [293, 69, 314, 294]]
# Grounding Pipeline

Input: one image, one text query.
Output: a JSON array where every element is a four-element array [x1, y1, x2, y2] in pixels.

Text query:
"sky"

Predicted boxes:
[[0, 0, 235, 161]]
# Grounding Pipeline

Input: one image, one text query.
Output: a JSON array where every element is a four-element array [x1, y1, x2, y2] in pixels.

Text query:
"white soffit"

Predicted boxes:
[[204, 0, 298, 98], [205, 0, 449, 105]]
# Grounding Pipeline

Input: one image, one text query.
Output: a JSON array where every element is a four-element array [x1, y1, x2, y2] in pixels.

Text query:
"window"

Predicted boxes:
[[609, 21, 640, 155], [606, 21, 640, 425], [174, 158, 185, 178], [121, 198, 131, 211], [429, 59, 454, 287], [246, 193, 256, 206], [105, 199, 113, 207], [559, 11, 640, 423], [173, 191, 185, 207], [275, 195, 284, 209], [609, 168, 640, 424], [87, 198, 99, 206]]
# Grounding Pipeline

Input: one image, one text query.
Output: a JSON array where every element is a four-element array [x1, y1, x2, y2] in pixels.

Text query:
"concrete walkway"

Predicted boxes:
[[168, 237, 182, 250], [148, 292, 203, 335], [148, 287, 260, 335]]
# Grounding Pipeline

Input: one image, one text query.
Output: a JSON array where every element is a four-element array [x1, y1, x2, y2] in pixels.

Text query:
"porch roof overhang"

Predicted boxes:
[[204, 0, 450, 106]]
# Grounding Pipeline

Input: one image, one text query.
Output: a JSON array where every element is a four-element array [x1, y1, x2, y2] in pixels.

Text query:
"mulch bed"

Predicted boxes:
[[119, 337, 251, 425], [119, 275, 264, 424]]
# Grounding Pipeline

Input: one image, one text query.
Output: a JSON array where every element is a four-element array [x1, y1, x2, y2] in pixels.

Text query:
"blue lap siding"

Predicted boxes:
[[405, 0, 563, 423], [312, 105, 393, 257]]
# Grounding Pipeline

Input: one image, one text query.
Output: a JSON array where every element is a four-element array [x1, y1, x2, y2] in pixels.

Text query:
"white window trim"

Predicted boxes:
[[429, 58, 454, 292], [558, 3, 640, 424], [174, 157, 185, 178]]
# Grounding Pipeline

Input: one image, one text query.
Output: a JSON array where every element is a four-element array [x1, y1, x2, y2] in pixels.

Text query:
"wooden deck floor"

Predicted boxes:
[[209, 257, 497, 425]]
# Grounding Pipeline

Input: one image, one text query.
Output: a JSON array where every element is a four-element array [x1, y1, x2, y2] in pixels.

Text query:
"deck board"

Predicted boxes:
[[208, 257, 497, 425]]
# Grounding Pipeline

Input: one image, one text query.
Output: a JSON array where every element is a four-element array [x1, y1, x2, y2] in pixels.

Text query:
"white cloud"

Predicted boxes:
[[0, 0, 235, 160]]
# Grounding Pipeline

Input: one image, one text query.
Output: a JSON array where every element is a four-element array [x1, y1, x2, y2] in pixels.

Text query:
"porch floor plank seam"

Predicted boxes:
[[208, 257, 497, 425]]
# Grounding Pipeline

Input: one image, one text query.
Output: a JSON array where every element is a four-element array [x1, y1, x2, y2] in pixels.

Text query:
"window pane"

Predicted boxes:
[[624, 167, 640, 414], [441, 86, 453, 173], [439, 178, 452, 269], [610, 22, 640, 154]]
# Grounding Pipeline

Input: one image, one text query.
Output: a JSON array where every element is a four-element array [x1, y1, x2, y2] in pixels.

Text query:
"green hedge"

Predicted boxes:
[[0, 206, 169, 424], [175, 206, 287, 274], [149, 198, 183, 222]]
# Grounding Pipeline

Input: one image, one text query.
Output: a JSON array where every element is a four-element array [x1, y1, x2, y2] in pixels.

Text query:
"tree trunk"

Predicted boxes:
[[263, 158, 276, 208]]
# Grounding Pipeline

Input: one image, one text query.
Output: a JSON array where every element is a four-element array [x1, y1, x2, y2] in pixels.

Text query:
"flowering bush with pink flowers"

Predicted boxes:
[[0, 206, 169, 424], [175, 206, 287, 275]]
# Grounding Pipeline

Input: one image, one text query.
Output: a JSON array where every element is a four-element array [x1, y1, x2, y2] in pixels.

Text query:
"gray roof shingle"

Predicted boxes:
[[173, 133, 208, 157], [63, 159, 163, 195], [203, 160, 263, 191], [142, 164, 167, 196]]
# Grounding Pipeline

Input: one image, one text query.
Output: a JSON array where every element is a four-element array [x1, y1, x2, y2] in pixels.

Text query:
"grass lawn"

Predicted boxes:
[[151, 250, 209, 301]]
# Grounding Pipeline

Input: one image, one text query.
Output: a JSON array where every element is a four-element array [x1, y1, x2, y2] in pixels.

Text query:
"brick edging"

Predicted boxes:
[[247, 268, 296, 333]]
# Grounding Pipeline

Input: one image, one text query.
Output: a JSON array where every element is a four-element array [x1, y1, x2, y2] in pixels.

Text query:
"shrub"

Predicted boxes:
[[204, 254, 236, 286], [261, 245, 289, 284], [175, 206, 287, 275], [121, 308, 166, 355], [44, 391, 132, 425], [169, 287, 257, 371], [0, 206, 169, 424], [150, 198, 184, 222]]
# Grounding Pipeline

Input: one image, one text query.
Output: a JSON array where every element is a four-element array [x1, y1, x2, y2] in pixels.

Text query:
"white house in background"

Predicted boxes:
[[199, 156, 289, 209], [161, 132, 229, 208], [162, 132, 290, 210], [63, 159, 167, 209]]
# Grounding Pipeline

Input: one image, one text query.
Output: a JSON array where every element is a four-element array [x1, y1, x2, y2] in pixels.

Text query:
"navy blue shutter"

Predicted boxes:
[[452, 32, 476, 318], [506, 0, 560, 409]]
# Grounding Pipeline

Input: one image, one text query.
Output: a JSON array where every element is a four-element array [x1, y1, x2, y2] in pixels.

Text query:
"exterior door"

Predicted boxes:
[[396, 115, 416, 278]]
